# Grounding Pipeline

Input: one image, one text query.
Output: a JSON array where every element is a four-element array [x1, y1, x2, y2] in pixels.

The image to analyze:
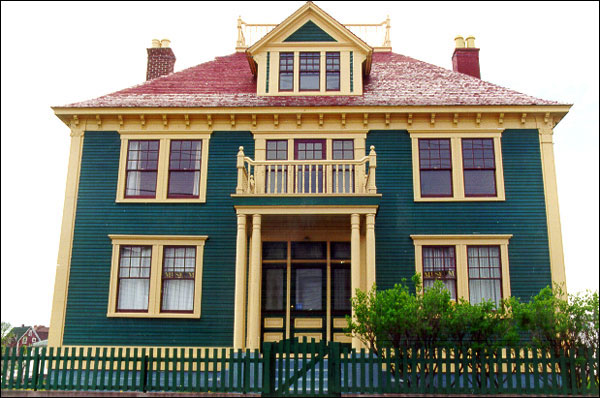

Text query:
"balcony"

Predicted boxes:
[[235, 146, 377, 195]]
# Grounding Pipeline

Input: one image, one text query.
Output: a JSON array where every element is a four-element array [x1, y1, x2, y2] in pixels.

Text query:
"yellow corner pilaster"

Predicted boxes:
[[233, 214, 248, 349], [49, 128, 85, 347], [538, 127, 567, 290]]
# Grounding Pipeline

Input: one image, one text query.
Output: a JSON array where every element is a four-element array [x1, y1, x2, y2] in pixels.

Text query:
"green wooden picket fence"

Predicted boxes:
[[2, 341, 599, 396]]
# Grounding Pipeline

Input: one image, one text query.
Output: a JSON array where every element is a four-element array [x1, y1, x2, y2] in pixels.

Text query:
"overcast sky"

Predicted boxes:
[[1, 1, 598, 328]]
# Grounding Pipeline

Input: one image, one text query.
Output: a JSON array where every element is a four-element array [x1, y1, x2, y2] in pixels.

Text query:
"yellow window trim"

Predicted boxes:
[[107, 235, 208, 319], [409, 130, 505, 202], [116, 133, 211, 203], [411, 234, 512, 302]]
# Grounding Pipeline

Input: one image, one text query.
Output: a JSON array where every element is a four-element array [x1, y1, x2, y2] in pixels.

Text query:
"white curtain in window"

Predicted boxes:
[[162, 280, 194, 311], [118, 279, 149, 310]]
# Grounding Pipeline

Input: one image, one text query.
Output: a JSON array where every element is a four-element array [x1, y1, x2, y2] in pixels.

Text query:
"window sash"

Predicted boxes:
[[125, 140, 160, 198], [117, 246, 152, 312], [299, 52, 320, 91], [462, 138, 497, 197], [419, 139, 453, 197], [161, 246, 196, 313], [168, 140, 202, 198], [467, 245, 502, 305], [326, 52, 340, 91], [422, 246, 457, 300], [279, 52, 294, 91]]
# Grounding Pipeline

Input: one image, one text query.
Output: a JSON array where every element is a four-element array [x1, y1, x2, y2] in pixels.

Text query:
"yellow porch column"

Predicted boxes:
[[350, 213, 362, 349], [246, 214, 262, 350], [233, 214, 247, 349], [365, 213, 376, 292]]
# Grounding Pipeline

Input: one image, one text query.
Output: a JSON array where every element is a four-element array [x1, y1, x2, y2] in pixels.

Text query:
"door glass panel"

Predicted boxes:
[[263, 242, 287, 260], [332, 267, 351, 311], [264, 268, 285, 311], [295, 268, 322, 311], [291, 242, 326, 259]]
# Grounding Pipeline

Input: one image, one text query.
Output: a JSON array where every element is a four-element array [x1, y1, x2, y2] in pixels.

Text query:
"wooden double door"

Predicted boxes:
[[261, 241, 352, 344]]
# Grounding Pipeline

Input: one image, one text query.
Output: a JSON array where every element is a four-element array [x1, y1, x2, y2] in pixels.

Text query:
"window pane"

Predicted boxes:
[[295, 268, 322, 311], [280, 74, 293, 91], [168, 171, 200, 197], [263, 242, 287, 260], [292, 242, 326, 259], [420, 170, 452, 196], [326, 74, 340, 91], [464, 170, 496, 196], [162, 280, 194, 311], [118, 279, 149, 311], [331, 242, 351, 260]]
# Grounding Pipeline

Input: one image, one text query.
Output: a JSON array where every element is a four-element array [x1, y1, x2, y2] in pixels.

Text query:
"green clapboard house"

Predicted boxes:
[[49, 2, 571, 351]]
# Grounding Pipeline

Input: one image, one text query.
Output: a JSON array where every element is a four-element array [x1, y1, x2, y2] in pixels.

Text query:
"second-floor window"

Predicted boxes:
[[167, 140, 202, 198], [299, 52, 320, 91], [279, 52, 294, 91], [419, 139, 452, 197], [326, 52, 340, 91], [125, 140, 159, 198], [462, 138, 497, 197]]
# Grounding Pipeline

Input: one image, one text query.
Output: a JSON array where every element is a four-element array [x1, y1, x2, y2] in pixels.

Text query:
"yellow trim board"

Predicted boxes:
[[107, 235, 208, 319], [411, 235, 512, 302]]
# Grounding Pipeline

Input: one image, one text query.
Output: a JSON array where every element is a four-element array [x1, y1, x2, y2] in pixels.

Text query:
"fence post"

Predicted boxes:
[[330, 341, 341, 395], [140, 349, 148, 393], [31, 347, 40, 391], [262, 342, 272, 395]]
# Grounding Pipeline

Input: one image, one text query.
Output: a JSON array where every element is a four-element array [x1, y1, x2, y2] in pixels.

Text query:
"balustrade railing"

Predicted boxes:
[[236, 146, 377, 195]]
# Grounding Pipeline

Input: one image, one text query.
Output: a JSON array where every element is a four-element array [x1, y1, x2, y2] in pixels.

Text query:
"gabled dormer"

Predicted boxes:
[[246, 2, 372, 96]]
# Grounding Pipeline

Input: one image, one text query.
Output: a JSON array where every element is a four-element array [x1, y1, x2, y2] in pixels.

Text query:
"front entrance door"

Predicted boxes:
[[261, 241, 351, 345]]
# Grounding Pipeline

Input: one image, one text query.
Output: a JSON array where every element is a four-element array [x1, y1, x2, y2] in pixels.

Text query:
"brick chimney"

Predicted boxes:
[[452, 35, 480, 79], [146, 39, 176, 81]]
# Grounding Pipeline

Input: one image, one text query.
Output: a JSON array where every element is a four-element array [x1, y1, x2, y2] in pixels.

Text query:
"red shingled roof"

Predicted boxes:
[[63, 52, 563, 108]]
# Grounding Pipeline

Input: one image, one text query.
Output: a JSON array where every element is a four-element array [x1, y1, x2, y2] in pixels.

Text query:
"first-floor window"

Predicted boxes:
[[161, 246, 196, 312], [117, 246, 152, 311], [109, 235, 207, 318], [468, 245, 502, 305], [422, 246, 457, 300]]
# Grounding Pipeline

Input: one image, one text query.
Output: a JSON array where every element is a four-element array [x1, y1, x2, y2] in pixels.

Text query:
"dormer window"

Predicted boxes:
[[279, 52, 294, 91], [326, 52, 340, 91], [299, 52, 320, 91]]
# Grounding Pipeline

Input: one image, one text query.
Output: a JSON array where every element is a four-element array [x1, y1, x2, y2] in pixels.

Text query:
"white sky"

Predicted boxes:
[[1, 1, 598, 328]]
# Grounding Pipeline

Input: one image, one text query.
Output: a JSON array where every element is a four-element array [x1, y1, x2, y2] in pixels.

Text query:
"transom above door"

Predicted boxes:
[[261, 241, 352, 345]]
